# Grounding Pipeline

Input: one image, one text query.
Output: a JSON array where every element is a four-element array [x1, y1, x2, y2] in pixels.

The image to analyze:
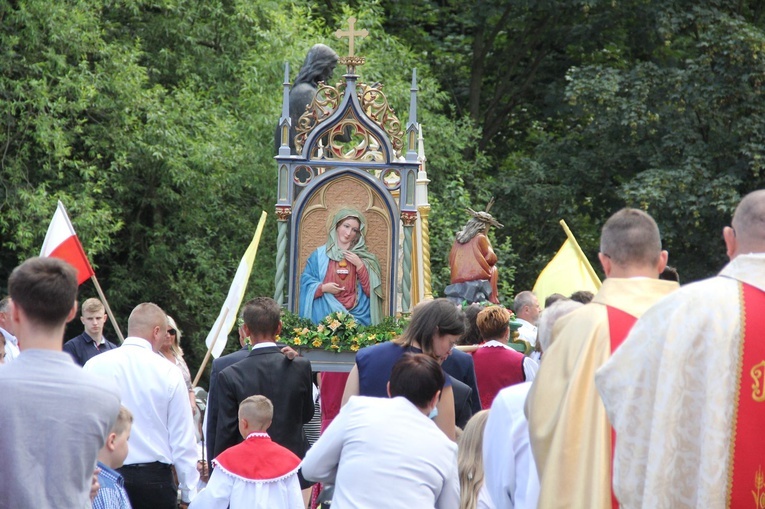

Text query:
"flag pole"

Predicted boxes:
[[90, 275, 125, 344], [559, 220, 601, 287], [192, 307, 229, 388]]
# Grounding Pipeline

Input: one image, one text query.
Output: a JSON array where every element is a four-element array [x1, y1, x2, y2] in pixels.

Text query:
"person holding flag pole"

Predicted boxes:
[[40, 200, 125, 343]]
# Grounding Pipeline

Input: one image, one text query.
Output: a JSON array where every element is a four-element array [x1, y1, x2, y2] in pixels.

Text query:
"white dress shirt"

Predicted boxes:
[[85, 337, 200, 502], [0, 327, 19, 362], [483, 382, 539, 509], [301, 396, 460, 509]]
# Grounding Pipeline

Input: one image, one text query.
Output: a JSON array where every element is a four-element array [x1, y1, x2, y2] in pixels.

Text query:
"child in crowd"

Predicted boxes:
[[190, 395, 303, 509], [93, 406, 133, 509]]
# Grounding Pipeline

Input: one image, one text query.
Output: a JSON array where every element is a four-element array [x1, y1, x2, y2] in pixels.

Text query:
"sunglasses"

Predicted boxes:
[[167, 329, 177, 336]]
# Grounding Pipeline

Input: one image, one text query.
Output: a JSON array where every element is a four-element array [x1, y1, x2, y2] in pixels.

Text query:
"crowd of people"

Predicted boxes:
[[1, 190, 765, 508]]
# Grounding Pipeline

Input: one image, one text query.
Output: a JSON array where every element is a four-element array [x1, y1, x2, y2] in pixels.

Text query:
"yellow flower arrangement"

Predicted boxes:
[[277, 311, 408, 353]]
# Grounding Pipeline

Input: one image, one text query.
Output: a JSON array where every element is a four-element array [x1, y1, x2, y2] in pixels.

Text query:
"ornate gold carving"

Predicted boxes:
[[313, 114, 386, 162], [358, 84, 404, 156], [752, 360, 765, 402], [401, 210, 417, 226], [339, 55, 366, 71], [295, 83, 343, 154], [295, 81, 405, 160], [275, 206, 292, 221]]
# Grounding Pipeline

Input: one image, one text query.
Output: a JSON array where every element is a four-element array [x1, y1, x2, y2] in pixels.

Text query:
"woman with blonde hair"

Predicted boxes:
[[458, 410, 494, 509], [160, 315, 197, 414]]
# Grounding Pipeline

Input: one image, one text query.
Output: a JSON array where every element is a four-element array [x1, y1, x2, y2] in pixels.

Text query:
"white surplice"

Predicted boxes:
[[596, 253, 765, 508], [483, 382, 539, 509], [189, 467, 303, 509]]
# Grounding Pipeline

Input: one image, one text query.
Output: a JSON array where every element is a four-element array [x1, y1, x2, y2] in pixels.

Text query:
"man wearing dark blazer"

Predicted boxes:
[[442, 347, 482, 415], [205, 331, 249, 463], [212, 297, 314, 487]]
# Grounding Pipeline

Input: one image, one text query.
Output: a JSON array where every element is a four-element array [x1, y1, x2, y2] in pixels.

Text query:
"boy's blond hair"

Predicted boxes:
[[112, 405, 133, 436], [81, 298, 105, 315], [239, 395, 273, 428]]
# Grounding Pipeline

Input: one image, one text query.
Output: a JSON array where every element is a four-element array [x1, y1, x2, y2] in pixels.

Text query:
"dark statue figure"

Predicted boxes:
[[275, 44, 339, 155]]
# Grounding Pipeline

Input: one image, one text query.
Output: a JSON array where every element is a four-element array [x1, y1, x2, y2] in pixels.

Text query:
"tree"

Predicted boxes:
[[498, 1, 765, 286], [0, 0, 490, 379]]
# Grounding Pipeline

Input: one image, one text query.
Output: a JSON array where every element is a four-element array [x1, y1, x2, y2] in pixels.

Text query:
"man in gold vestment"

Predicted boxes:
[[526, 208, 678, 508], [596, 191, 765, 508]]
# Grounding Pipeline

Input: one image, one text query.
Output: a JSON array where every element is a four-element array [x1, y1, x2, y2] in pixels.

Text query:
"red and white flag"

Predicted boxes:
[[40, 201, 95, 285]]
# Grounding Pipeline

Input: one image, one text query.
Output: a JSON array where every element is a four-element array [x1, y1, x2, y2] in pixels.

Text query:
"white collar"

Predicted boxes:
[[122, 337, 154, 350], [481, 339, 512, 350], [0, 328, 18, 346], [250, 341, 277, 350]]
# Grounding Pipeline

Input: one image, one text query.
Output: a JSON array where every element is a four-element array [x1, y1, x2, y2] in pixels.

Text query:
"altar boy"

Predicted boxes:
[[190, 395, 303, 509]]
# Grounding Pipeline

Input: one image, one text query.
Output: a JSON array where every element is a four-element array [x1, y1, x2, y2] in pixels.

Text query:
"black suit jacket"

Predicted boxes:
[[450, 375, 474, 429], [213, 346, 314, 459], [442, 348, 482, 414], [205, 346, 250, 462]]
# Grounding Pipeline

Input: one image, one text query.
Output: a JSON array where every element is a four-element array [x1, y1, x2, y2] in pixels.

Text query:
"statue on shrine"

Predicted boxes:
[[274, 44, 339, 154], [446, 200, 504, 305]]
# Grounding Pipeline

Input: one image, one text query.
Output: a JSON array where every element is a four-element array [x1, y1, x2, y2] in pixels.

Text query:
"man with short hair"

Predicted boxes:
[[0, 257, 121, 507], [513, 291, 540, 347], [85, 302, 200, 508], [64, 297, 117, 366], [596, 190, 765, 507], [212, 297, 314, 488], [0, 296, 20, 362], [301, 353, 460, 508], [526, 208, 679, 509]]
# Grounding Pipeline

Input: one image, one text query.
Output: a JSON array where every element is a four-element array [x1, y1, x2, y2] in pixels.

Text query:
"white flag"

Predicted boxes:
[[205, 211, 268, 358]]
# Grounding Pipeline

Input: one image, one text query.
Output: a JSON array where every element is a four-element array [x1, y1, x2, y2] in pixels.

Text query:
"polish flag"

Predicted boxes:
[[40, 201, 95, 285]]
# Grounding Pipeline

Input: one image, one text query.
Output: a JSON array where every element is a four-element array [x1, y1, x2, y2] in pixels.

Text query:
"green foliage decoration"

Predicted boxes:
[[278, 311, 408, 353]]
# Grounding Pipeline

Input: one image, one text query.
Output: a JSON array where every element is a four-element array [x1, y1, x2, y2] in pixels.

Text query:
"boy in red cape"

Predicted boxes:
[[190, 395, 303, 509]]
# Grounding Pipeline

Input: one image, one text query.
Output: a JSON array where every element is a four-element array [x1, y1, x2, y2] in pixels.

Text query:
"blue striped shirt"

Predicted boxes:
[[93, 462, 132, 509]]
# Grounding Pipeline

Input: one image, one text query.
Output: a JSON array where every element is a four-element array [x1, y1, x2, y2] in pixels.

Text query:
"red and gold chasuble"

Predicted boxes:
[[606, 306, 638, 509], [727, 283, 765, 508]]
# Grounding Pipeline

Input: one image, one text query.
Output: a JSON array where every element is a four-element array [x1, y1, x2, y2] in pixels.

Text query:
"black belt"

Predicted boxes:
[[122, 462, 171, 470]]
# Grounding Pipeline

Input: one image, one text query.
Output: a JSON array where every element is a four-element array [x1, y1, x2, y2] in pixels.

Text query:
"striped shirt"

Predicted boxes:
[[93, 462, 132, 509]]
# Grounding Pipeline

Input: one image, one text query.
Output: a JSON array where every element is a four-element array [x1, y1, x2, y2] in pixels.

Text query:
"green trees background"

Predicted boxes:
[[2, 0, 764, 378]]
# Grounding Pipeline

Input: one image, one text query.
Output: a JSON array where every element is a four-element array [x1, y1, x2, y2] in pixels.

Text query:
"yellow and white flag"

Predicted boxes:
[[533, 220, 601, 307], [205, 211, 268, 358]]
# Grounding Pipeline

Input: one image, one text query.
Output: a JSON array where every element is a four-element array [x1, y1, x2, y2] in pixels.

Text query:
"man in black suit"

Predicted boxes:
[[212, 297, 314, 487], [205, 329, 250, 462], [206, 324, 300, 462], [449, 375, 474, 429]]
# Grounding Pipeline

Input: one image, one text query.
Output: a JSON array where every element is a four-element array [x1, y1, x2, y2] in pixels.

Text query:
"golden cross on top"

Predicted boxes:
[[335, 17, 368, 58]]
